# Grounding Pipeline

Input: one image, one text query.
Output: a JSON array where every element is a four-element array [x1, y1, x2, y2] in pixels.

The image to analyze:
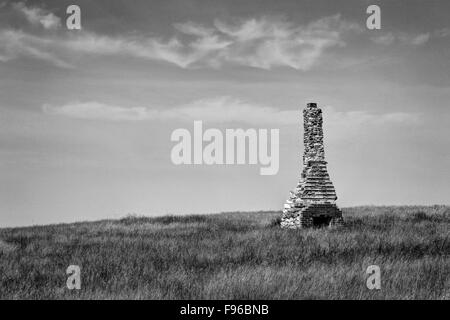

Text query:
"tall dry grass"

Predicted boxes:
[[0, 206, 448, 299]]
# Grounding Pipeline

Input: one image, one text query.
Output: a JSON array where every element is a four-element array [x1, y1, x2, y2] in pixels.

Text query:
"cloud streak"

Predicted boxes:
[[371, 32, 433, 46], [0, 8, 360, 70], [0, 30, 72, 67], [43, 96, 421, 127], [1, 2, 448, 70]]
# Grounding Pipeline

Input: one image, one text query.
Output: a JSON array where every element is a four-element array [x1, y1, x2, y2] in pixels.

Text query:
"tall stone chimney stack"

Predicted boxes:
[[281, 102, 343, 228]]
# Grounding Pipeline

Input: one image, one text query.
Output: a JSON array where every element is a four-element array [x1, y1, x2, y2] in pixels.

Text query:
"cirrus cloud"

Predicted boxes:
[[0, 10, 361, 70]]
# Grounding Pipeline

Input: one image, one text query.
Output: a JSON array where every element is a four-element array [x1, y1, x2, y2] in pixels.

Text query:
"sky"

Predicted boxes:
[[0, 0, 449, 227]]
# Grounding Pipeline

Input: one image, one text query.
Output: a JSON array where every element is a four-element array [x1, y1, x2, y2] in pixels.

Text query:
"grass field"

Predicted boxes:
[[0, 206, 449, 299]]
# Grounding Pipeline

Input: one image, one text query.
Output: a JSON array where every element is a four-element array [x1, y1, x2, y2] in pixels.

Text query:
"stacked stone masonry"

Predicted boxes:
[[281, 103, 343, 229]]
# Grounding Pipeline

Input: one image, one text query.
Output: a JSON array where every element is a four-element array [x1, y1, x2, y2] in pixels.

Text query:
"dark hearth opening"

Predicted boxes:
[[312, 215, 332, 228]]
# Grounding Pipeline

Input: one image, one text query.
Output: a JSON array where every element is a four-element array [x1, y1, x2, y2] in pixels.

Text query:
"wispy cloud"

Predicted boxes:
[[371, 33, 396, 46], [43, 96, 421, 127], [43, 102, 150, 121], [192, 15, 362, 70], [324, 106, 421, 126], [404, 33, 431, 46], [13, 2, 61, 30], [434, 28, 450, 38], [371, 32, 433, 46], [0, 30, 72, 68], [3, 3, 446, 70], [0, 9, 360, 70]]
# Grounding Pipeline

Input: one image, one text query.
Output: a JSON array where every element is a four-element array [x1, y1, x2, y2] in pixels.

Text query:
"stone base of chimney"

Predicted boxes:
[[281, 203, 344, 229]]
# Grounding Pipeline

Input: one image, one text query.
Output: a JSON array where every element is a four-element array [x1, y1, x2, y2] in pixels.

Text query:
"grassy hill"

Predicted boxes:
[[0, 206, 449, 299]]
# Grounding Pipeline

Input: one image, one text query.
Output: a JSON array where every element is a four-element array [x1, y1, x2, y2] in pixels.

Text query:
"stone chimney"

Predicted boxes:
[[281, 102, 343, 228]]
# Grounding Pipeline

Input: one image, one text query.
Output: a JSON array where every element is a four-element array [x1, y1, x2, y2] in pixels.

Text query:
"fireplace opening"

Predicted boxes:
[[312, 215, 332, 228]]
